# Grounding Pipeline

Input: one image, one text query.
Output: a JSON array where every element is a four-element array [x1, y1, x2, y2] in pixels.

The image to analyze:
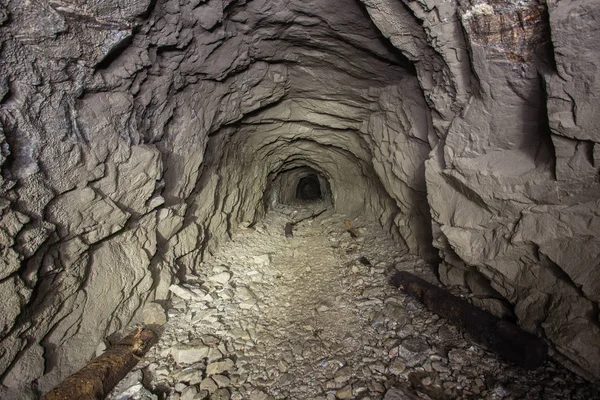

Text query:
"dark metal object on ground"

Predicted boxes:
[[43, 328, 158, 400], [390, 271, 548, 369], [284, 208, 327, 238], [285, 222, 293, 238], [345, 220, 358, 238]]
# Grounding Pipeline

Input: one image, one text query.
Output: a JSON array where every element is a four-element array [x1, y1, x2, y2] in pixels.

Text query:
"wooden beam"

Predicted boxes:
[[43, 327, 158, 400], [390, 271, 547, 369], [284, 222, 293, 238]]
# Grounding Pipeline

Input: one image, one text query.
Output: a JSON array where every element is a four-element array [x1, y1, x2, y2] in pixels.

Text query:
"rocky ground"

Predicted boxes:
[[107, 206, 600, 400]]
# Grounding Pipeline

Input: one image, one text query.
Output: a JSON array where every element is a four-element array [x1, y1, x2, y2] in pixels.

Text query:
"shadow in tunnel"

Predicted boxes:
[[296, 174, 322, 201]]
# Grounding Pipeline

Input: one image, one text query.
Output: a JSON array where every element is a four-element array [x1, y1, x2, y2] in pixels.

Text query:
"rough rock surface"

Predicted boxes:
[[106, 208, 599, 400], [360, 0, 600, 380], [0, 0, 599, 396]]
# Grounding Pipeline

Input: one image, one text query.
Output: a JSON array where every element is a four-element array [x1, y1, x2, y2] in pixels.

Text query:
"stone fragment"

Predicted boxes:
[[352, 384, 368, 396], [142, 302, 167, 326], [206, 359, 235, 375], [362, 287, 383, 298], [383, 304, 408, 326], [115, 384, 143, 400], [394, 338, 429, 367], [372, 382, 386, 393], [169, 285, 202, 301], [171, 346, 209, 365], [211, 374, 230, 388], [252, 254, 271, 266], [383, 387, 416, 400], [333, 366, 353, 384], [278, 373, 294, 386], [239, 300, 257, 309], [278, 360, 289, 373], [201, 335, 221, 346], [388, 359, 405, 375], [207, 347, 223, 363], [237, 286, 257, 301], [180, 385, 198, 400], [248, 389, 272, 400], [200, 377, 218, 393], [208, 272, 231, 285], [210, 388, 230, 400], [336, 385, 353, 399], [431, 361, 449, 373], [448, 349, 470, 365], [175, 368, 204, 385]]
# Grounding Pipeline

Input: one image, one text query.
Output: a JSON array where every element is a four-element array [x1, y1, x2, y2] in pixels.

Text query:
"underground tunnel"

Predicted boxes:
[[295, 175, 321, 201], [265, 166, 332, 209], [0, 0, 600, 399]]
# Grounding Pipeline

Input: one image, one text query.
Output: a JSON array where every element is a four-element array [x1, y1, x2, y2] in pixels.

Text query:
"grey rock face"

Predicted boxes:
[[361, 0, 600, 381], [0, 0, 598, 395]]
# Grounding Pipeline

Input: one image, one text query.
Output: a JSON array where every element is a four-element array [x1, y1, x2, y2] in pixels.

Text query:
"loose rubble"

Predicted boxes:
[[108, 207, 600, 400]]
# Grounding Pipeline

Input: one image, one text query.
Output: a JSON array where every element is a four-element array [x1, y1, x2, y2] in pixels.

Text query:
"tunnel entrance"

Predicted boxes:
[[264, 165, 333, 210], [296, 174, 322, 201]]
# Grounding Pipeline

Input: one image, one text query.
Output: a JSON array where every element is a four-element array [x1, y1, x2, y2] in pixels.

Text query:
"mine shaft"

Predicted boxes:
[[0, 1, 599, 399]]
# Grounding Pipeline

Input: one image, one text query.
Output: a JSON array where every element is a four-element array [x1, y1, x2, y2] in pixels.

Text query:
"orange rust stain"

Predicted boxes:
[[463, 3, 550, 63]]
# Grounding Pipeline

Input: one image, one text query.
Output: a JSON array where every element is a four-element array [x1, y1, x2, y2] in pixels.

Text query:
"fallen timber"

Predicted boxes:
[[43, 327, 158, 400], [284, 208, 328, 238], [390, 271, 548, 369], [284, 222, 293, 238]]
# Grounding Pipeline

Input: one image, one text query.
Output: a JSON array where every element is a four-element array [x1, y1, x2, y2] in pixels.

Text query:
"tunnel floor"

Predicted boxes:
[[109, 209, 599, 400]]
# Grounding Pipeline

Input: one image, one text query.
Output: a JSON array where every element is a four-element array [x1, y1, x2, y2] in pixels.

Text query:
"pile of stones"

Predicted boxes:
[[108, 208, 600, 400]]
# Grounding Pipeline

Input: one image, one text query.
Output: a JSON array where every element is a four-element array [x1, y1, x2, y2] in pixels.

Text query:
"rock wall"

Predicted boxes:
[[361, 0, 600, 380], [0, 0, 431, 396], [0, 0, 598, 395]]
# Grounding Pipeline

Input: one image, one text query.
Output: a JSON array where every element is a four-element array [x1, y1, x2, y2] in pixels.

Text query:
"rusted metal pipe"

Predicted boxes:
[[43, 327, 158, 400], [390, 271, 547, 369]]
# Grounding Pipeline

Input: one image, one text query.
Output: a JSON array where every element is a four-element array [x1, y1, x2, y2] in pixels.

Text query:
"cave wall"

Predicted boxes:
[[360, 0, 600, 379], [0, 0, 599, 395], [0, 0, 430, 395]]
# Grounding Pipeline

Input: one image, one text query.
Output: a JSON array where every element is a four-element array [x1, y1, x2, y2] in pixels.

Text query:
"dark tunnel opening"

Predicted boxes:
[[263, 165, 334, 211], [295, 174, 322, 201]]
